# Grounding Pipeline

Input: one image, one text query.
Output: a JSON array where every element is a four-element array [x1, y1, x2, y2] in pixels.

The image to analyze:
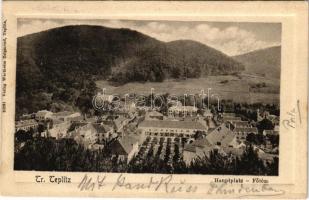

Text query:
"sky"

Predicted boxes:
[[18, 19, 281, 56]]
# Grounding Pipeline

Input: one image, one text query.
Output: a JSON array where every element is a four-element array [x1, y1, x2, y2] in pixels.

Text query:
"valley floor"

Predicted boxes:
[[96, 74, 280, 104]]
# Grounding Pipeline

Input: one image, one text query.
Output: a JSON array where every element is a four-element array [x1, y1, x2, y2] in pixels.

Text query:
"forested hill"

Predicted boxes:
[[16, 25, 245, 116], [233, 46, 281, 78]]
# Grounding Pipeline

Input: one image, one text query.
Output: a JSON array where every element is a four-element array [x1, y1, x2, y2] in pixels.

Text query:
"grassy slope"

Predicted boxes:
[[233, 46, 281, 79], [96, 75, 279, 104]]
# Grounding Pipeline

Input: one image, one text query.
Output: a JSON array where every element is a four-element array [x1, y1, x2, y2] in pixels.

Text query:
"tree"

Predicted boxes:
[[246, 133, 256, 144], [257, 118, 274, 132], [37, 124, 46, 134], [189, 151, 228, 174], [267, 134, 279, 147], [173, 144, 180, 163], [15, 130, 32, 142], [193, 131, 204, 140], [266, 157, 279, 175], [236, 145, 266, 175]]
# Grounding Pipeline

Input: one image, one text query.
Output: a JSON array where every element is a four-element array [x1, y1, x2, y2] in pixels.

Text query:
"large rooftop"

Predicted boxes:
[[233, 127, 258, 133], [139, 120, 206, 130]]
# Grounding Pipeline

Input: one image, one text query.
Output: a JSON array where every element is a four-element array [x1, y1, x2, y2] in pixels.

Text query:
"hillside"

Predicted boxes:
[[16, 25, 245, 116], [233, 46, 281, 79]]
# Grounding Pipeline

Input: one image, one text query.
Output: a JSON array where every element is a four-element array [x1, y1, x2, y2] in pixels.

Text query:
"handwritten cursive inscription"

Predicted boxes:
[[112, 174, 197, 194], [77, 173, 197, 194], [207, 182, 285, 198], [77, 174, 285, 197], [282, 100, 301, 129], [78, 174, 106, 191]]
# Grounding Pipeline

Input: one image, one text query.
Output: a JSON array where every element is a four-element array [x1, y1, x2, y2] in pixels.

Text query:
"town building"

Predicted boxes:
[[205, 123, 238, 148], [51, 111, 81, 122], [257, 109, 280, 124], [35, 110, 53, 121], [222, 116, 242, 122], [102, 115, 129, 134], [233, 127, 258, 141], [15, 119, 38, 132], [145, 110, 164, 120], [168, 106, 198, 117], [109, 135, 139, 163], [263, 129, 279, 136], [203, 109, 213, 119], [183, 138, 213, 165], [228, 120, 251, 129], [68, 123, 113, 149], [183, 123, 246, 166], [138, 120, 207, 138], [47, 119, 71, 139]]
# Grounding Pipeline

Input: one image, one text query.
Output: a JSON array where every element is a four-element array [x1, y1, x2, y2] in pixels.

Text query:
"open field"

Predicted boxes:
[[96, 75, 280, 104]]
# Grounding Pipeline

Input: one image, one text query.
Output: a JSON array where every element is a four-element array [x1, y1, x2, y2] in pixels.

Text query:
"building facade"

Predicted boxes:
[[168, 106, 198, 117], [138, 120, 207, 138], [15, 119, 39, 132]]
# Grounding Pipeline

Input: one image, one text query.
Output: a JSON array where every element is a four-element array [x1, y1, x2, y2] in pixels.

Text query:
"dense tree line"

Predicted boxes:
[[15, 138, 278, 175]]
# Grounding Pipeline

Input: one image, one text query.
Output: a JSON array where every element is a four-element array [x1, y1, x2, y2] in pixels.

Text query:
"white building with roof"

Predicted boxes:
[[110, 135, 139, 163], [35, 110, 53, 121], [51, 111, 81, 122], [206, 124, 238, 148], [68, 123, 113, 149], [15, 119, 38, 132], [138, 120, 206, 138], [168, 106, 198, 117], [183, 138, 213, 165], [233, 127, 258, 142]]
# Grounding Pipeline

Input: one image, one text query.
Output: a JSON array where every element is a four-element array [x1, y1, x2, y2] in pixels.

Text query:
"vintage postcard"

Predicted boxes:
[[0, 1, 308, 198]]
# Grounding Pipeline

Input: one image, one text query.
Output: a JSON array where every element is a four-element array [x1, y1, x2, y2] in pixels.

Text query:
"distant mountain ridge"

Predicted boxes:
[[16, 25, 245, 116], [233, 46, 281, 78], [17, 25, 245, 85]]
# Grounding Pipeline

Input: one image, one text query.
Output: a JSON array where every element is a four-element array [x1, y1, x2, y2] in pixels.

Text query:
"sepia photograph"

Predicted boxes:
[[14, 19, 281, 175], [0, 1, 308, 198]]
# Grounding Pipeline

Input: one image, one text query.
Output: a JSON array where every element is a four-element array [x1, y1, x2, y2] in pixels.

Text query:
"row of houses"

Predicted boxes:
[[183, 123, 240, 165], [35, 110, 81, 122], [15, 119, 39, 132], [182, 122, 277, 166]]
